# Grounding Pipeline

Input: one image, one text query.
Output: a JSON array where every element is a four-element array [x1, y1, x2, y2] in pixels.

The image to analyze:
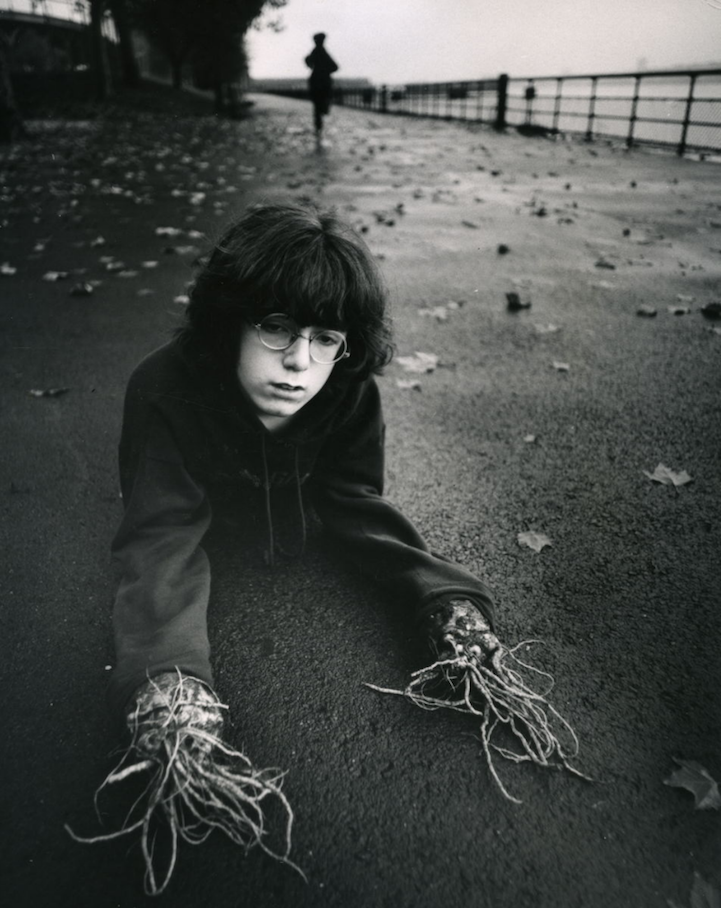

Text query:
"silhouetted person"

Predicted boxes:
[[305, 33, 338, 135]]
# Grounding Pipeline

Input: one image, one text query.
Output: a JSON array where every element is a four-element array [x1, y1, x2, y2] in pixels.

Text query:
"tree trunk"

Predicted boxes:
[[171, 58, 183, 89], [90, 0, 110, 101], [0, 41, 24, 143], [109, 0, 140, 88]]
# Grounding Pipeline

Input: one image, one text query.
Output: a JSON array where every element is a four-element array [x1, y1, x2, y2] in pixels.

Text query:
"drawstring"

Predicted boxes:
[[260, 435, 306, 566], [261, 433, 275, 567], [294, 446, 307, 559]]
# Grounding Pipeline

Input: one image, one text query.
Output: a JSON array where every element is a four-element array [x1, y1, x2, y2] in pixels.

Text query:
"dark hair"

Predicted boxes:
[[176, 201, 394, 382]]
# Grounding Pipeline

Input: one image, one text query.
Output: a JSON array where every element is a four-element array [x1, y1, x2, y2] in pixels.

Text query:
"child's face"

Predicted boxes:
[[237, 321, 342, 429]]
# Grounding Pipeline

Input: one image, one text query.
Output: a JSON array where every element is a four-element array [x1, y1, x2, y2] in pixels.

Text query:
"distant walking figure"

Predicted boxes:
[[305, 32, 338, 135]]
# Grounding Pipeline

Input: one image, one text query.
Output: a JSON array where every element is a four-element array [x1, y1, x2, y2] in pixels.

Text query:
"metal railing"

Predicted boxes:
[[287, 68, 721, 157]]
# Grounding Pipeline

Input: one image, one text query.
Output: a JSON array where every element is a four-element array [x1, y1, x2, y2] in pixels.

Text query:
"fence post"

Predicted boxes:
[[626, 75, 641, 148], [585, 76, 597, 141], [380, 84, 387, 113], [552, 77, 563, 133], [495, 73, 508, 131], [678, 73, 696, 156]]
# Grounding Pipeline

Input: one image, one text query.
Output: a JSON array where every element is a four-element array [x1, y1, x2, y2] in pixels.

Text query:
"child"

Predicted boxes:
[[71, 202, 582, 894]]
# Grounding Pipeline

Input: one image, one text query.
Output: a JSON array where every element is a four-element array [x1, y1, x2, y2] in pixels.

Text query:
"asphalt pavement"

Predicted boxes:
[[1, 84, 720, 908]]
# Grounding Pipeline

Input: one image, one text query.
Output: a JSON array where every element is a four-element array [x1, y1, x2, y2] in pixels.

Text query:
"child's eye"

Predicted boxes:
[[315, 332, 341, 347], [263, 319, 290, 335]]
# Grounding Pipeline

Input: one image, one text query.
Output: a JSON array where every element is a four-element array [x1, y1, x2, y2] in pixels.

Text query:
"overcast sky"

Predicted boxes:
[[246, 0, 721, 83]]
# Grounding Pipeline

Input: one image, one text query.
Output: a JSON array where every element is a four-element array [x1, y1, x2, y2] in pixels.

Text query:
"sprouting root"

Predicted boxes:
[[366, 639, 591, 804], [66, 671, 303, 896]]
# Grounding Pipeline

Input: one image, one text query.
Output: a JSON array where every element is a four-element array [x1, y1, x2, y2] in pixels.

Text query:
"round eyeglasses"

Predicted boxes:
[[252, 313, 350, 365]]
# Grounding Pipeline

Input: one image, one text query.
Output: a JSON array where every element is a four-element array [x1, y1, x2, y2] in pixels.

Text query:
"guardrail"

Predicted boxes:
[[261, 68, 721, 157]]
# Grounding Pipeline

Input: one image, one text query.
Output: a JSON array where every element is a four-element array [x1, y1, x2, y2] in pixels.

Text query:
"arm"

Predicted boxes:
[[310, 379, 495, 627], [108, 413, 213, 721]]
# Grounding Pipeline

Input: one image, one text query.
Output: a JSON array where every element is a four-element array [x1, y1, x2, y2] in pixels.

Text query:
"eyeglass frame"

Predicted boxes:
[[250, 312, 351, 364]]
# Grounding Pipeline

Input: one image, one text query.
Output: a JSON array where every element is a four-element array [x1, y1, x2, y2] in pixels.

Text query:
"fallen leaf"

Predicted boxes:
[[396, 352, 439, 374], [42, 271, 69, 282], [116, 270, 138, 278], [155, 226, 183, 236], [534, 323, 561, 334], [506, 291, 531, 311], [29, 388, 70, 398], [396, 379, 422, 391], [90, 236, 106, 247], [69, 282, 94, 296], [552, 361, 570, 372], [141, 261, 159, 269], [137, 288, 155, 296], [690, 872, 721, 908], [173, 295, 190, 305], [523, 434, 537, 443], [418, 306, 449, 322], [1, 262, 17, 275], [518, 531, 552, 553], [595, 258, 616, 270], [668, 306, 691, 315], [644, 464, 693, 487], [637, 305, 658, 317], [700, 302, 721, 320], [664, 759, 721, 810]]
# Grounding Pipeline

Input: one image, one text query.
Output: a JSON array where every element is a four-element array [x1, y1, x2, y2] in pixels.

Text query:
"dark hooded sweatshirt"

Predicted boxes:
[[108, 339, 495, 719]]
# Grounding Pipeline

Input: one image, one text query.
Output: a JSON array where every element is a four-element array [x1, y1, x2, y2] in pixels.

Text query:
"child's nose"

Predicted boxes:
[[282, 335, 312, 370]]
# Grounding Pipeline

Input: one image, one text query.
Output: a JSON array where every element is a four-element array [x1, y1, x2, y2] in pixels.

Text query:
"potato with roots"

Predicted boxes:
[[66, 671, 304, 896], [366, 600, 590, 803]]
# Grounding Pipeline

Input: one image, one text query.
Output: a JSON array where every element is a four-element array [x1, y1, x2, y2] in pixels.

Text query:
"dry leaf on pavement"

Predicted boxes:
[[644, 464, 693, 487], [396, 352, 439, 374], [517, 531, 552, 553], [664, 758, 721, 810]]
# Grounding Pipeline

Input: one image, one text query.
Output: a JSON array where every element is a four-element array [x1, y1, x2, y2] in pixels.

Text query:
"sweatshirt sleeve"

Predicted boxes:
[[107, 410, 213, 721], [310, 379, 495, 628]]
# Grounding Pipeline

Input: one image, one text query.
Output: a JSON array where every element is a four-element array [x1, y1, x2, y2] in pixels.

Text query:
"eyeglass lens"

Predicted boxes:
[[257, 315, 347, 364]]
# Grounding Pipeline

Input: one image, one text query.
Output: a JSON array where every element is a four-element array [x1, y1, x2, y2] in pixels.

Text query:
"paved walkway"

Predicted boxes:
[[1, 87, 720, 908]]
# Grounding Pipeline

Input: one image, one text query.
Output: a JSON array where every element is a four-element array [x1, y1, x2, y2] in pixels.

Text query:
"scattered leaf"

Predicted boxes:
[[90, 236, 106, 247], [506, 291, 531, 312], [637, 305, 658, 317], [664, 759, 721, 810], [141, 260, 159, 269], [396, 352, 439, 374], [534, 323, 561, 334], [690, 872, 721, 908], [518, 531, 552, 553], [419, 306, 449, 322], [117, 270, 138, 278], [137, 288, 155, 297], [396, 379, 422, 391], [668, 306, 691, 315], [644, 464, 693, 487], [29, 387, 70, 398], [155, 226, 183, 236], [700, 302, 721, 320], [69, 282, 94, 297], [104, 261, 126, 272], [595, 258, 616, 270], [591, 280, 615, 289], [461, 219, 479, 229], [523, 434, 537, 443], [173, 295, 190, 305], [1, 262, 17, 275], [42, 271, 69, 282], [552, 361, 570, 372]]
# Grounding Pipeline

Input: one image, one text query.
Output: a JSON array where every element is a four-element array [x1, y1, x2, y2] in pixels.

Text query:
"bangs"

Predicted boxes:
[[240, 230, 379, 332]]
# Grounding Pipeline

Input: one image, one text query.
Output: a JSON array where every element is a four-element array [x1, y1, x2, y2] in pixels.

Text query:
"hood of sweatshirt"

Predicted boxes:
[[120, 338, 371, 565]]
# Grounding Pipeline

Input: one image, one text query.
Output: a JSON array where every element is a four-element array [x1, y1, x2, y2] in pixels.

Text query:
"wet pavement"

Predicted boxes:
[[1, 85, 720, 908]]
